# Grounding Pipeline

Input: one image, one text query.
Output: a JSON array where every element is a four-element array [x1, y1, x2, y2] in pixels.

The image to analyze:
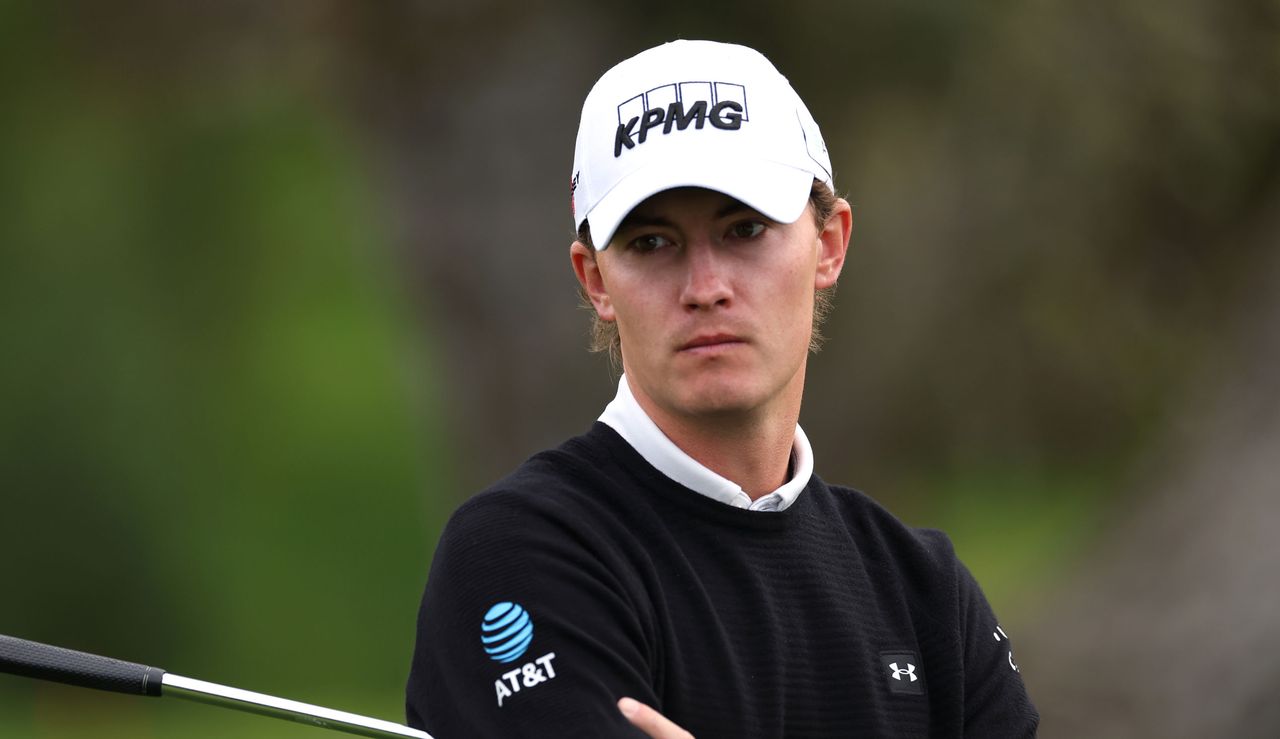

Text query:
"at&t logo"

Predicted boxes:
[[481, 601, 560, 707], [482, 602, 534, 663]]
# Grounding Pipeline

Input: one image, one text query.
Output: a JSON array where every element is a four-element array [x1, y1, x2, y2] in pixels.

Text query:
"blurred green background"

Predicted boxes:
[[2, 2, 1277, 738]]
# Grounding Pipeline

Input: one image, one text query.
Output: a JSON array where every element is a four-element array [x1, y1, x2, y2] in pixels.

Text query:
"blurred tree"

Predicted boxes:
[[0, 4, 452, 734]]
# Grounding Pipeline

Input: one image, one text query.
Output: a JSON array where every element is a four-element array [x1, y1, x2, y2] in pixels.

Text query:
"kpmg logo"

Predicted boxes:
[[614, 81, 748, 157], [481, 601, 534, 663]]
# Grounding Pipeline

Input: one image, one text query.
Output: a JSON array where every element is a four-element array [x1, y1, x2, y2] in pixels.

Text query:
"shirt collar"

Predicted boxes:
[[598, 374, 813, 511]]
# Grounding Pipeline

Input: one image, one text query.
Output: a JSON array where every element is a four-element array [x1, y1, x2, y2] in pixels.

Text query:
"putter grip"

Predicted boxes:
[[0, 634, 165, 696]]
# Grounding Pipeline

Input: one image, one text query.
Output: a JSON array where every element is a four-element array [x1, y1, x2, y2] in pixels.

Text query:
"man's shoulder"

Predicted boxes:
[[816, 478, 960, 574], [443, 423, 634, 537]]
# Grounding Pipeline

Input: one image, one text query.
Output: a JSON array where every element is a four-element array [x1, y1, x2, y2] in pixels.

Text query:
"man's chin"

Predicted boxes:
[[668, 375, 766, 418]]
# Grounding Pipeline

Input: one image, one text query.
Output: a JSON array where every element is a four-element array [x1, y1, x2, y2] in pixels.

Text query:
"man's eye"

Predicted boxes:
[[730, 221, 766, 240], [628, 234, 673, 253]]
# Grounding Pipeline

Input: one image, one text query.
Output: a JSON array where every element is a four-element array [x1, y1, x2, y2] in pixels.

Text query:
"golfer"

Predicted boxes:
[[406, 40, 1039, 738]]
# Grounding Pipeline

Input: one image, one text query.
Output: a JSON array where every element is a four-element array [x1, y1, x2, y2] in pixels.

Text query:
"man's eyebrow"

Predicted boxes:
[[618, 200, 760, 234], [715, 199, 758, 219], [615, 213, 676, 233]]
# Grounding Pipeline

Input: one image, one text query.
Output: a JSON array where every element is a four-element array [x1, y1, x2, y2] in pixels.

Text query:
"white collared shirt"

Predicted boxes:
[[598, 374, 813, 511]]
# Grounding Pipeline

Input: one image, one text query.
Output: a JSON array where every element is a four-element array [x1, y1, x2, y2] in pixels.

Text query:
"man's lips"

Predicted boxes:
[[678, 334, 746, 352]]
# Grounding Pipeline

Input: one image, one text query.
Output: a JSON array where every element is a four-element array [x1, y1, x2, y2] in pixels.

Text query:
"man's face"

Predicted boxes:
[[571, 187, 849, 424]]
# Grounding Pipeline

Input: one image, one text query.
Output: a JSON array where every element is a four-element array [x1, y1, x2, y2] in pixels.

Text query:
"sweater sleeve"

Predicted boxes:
[[405, 487, 655, 739], [957, 560, 1040, 738]]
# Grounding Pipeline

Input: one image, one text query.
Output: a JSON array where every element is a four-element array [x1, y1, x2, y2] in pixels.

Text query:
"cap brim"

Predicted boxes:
[[584, 157, 816, 251]]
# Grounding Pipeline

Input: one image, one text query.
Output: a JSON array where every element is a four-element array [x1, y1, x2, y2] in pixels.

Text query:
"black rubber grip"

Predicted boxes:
[[0, 634, 165, 696]]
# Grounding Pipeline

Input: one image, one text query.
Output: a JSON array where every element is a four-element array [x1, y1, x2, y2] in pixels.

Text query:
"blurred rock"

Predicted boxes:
[[1022, 192, 1280, 738]]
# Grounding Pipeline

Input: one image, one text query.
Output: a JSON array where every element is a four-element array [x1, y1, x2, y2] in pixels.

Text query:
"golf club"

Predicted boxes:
[[0, 633, 432, 739]]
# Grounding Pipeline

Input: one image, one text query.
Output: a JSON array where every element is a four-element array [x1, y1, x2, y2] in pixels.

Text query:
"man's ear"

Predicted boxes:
[[570, 241, 616, 321], [815, 198, 852, 290]]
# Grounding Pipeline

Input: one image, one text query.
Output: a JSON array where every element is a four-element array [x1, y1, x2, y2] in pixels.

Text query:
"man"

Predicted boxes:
[[406, 40, 1038, 738]]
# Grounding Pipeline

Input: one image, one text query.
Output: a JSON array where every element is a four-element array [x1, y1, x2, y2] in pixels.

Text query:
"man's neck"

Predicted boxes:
[[626, 375, 804, 501]]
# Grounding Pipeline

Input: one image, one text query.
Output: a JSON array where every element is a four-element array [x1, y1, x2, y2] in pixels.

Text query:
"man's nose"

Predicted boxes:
[[679, 241, 732, 310]]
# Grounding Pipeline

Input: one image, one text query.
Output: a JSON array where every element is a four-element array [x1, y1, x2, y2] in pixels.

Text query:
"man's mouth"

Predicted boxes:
[[679, 334, 746, 353]]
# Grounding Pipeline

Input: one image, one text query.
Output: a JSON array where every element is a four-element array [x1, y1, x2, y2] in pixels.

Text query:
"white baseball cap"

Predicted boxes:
[[570, 39, 834, 251]]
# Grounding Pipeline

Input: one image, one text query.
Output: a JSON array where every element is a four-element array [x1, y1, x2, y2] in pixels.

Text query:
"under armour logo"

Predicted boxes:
[[889, 662, 917, 682], [881, 651, 925, 695]]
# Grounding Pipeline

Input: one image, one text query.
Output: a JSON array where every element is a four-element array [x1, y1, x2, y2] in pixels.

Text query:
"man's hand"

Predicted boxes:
[[618, 697, 695, 739]]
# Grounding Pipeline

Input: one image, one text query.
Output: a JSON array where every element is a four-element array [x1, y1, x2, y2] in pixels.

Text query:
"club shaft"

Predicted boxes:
[[0, 634, 432, 739], [162, 673, 432, 739]]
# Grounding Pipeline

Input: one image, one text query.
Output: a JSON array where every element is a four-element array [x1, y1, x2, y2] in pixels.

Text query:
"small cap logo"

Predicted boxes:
[[569, 171, 580, 220], [481, 602, 534, 663], [880, 650, 925, 695]]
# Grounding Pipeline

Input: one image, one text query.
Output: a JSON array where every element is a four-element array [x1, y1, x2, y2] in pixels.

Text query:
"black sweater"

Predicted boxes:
[[407, 423, 1038, 738]]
